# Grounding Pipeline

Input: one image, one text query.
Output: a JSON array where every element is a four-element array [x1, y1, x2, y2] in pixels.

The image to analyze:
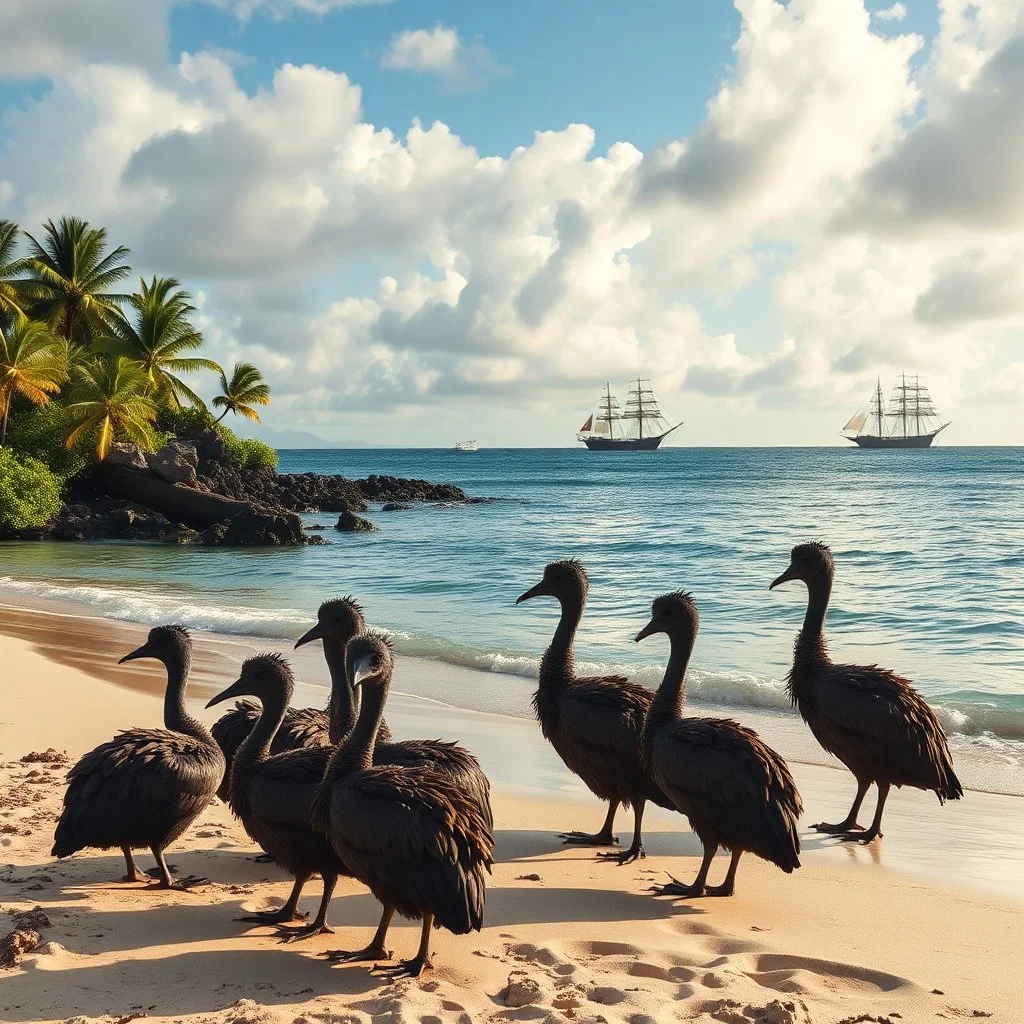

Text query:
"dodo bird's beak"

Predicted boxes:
[[634, 618, 660, 643], [118, 641, 154, 665], [516, 580, 549, 605], [294, 622, 326, 649], [350, 654, 375, 688], [206, 677, 248, 709], [769, 564, 799, 590]]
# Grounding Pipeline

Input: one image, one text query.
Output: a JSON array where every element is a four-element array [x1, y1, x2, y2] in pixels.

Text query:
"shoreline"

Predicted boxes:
[[0, 612, 1020, 1024], [2, 587, 1022, 800], [2, 600, 1023, 902]]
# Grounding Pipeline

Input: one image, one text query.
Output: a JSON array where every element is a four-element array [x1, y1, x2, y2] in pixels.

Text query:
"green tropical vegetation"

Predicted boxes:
[[0, 216, 274, 531], [214, 361, 271, 423]]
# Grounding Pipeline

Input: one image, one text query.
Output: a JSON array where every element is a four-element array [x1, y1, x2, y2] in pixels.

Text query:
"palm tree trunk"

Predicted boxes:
[[215, 408, 229, 423], [0, 405, 8, 446]]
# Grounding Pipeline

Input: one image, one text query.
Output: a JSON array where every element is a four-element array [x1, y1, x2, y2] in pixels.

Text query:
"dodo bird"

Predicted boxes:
[[211, 597, 367, 801], [296, 596, 491, 834], [52, 625, 224, 888], [771, 542, 962, 842], [207, 653, 349, 939], [517, 559, 673, 864], [313, 632, 493, 978], [636, 591, 802, 897]]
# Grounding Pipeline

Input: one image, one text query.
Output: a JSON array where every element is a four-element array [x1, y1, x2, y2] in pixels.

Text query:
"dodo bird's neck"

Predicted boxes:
[[539, 590, 584, 686], [162, 647, 209, 742], [648, 627, 695, 727], [794, 572, 833, 672], [323, 635, 359, 744], [324, 676, 388, 785]]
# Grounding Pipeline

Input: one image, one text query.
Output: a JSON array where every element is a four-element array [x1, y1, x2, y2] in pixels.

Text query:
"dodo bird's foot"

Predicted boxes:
[[703, 881, 735, 897], [277, 922, 334, 943], [236, 907, 308, 925], [150, 875, 208, 892], [323, 943, 392, 964], [559, 830, 619, 847], [597, 844, 644, 865], [373, 955, 433, 980], [840, 827, 882, 844], [812, 820, 863, 835], [120, 870, 147, 883], [647, 873, 705, 899]]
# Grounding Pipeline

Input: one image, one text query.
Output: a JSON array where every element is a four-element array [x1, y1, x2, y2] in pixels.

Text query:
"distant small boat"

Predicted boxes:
[[577, 378, 681, 451], [842, 375, 951, 449], [453, 440, 479, 452]]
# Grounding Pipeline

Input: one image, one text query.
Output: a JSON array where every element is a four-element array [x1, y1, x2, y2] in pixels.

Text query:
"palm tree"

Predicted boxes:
[[65, 357, 157, 461], [103, 276, 221, 412], [0, 313, 68, 445], [0, 220, 30, 321], [22, 216, 131, 350], [213, 362, 271, 423]]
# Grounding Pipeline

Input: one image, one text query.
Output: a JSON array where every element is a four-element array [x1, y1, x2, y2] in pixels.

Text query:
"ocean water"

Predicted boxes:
[[1, 447, 1022, 787]]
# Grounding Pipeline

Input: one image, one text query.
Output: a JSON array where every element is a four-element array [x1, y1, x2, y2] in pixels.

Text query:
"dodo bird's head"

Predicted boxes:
[[345, 631, 394, 691], [119, 624, 191, 666], [516, 559, 589, 606], [635, 591, 700, 644], [205, 653, 295, 709], [770, 541, 835, 591], [294, 595, 366, 649]]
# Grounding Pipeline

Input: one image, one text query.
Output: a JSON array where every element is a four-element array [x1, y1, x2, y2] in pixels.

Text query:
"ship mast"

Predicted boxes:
[[874, 377, 885, 437]]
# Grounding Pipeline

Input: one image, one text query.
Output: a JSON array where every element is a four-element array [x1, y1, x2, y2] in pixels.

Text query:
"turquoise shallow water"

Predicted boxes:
[[1, 446, 1022, 778]]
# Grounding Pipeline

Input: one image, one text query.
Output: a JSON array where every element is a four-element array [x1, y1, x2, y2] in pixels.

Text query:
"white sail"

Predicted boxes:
[[843, 408, 870, 433], [592, 417, 611, 436]]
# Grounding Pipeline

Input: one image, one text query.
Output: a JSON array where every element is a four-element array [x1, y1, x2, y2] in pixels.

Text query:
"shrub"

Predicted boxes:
[[220, 431, 278, 471], [0, 448, 63, 530], [4, 401, 89, 479]]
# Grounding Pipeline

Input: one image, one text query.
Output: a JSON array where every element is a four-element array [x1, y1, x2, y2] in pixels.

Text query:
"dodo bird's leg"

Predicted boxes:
[[598, 799, 646, 864], [149, 846, 207, 890], [121, 846, 145, 883], [704, 848, 742, 897], [278, 873, 338, 941], [374, 913, 434, 979], [648, 841, 718, 898], [560, 799, 620, 846], [238, 874, 309, 923], [323, 904, 395, 963], [813, 777, 870, 834], [842, 781, 889, 844]]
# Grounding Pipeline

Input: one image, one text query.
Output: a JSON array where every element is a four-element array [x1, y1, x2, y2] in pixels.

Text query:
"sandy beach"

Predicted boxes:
[[2, 608, 1021, 1024]]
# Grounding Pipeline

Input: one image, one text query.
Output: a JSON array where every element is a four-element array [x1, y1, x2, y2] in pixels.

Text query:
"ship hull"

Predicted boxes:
[[848, 434, 936, 449], [581, 435, 667, 451]]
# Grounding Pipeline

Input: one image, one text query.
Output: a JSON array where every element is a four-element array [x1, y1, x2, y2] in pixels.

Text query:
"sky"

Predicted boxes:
[[0, 0, 1021, 447]]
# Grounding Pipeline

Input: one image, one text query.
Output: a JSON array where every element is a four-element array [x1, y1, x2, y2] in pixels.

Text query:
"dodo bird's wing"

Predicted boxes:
[[818, 664, 951, 761], [332, 765, 493, 932], [654, 719, 803, 818], [560, 677, 653, 754], [246, 748, 331, 829], [58, 728, 219, 842], [273, 706, 330, 753]]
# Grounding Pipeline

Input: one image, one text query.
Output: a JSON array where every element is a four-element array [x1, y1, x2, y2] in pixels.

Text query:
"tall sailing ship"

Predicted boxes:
[[577, 378, 681, 451], [841, 374, 951, 449]]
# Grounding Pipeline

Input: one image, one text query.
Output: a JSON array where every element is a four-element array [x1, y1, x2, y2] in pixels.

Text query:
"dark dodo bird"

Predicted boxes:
[[313, 632, 493, 978], [211, 597, 365, 802], [207, 653, 348, 940], [637, 592, 802, 897], [771, 541, 962, 842], [296, 597, 492, 836], [51, 625, 224, 888], [517, 559, 673, 864]]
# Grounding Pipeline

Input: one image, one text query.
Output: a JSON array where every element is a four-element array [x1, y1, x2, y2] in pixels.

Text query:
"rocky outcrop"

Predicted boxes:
[[146, 441, 199, 487], [335, 510, 377, 532]]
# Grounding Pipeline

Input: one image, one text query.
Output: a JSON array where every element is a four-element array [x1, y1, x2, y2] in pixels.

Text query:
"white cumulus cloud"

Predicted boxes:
[[382, 24, 507, 90]]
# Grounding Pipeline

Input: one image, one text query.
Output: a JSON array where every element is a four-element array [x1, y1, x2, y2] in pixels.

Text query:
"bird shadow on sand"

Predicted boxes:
[[0, 885, 701, 1021], [495, 826, 696, 862]]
